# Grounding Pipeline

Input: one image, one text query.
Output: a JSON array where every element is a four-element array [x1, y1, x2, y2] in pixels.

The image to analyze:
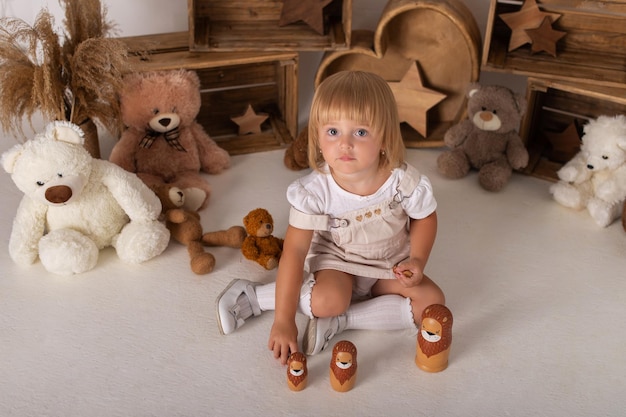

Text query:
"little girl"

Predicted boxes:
[[216, 70, 445, 365]]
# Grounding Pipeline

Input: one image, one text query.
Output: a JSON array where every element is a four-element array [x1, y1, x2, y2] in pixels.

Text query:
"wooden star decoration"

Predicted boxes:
[[499, 0, 561, 52], [526, 16, 567, 57], [388, 62, 446, 137], [230, 104, 269, 135], [279, 0, 333, 35], [543, 120, 582, 163]]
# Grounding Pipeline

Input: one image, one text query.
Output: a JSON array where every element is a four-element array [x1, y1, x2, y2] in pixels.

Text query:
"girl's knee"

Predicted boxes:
[[426, 283, 445, 306], [310, 291, 351, 317], [310, 270, 353, 317], [410, 279, 445, 315]]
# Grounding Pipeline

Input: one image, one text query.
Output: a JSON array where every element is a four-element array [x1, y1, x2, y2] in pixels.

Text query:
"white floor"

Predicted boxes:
[[1, 142, 625, 417]]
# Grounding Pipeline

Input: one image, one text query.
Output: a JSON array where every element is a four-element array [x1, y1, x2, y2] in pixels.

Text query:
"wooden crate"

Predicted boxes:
[[314, 0, 482, 148], [520, 77, 626, 181], [121, 32, 298, 155], [482, 0, 626, 88], [188, 0, 351, 51]]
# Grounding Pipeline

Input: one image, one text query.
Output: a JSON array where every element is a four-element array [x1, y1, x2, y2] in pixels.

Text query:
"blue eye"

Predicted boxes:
[[355, 129, 368, 137], [327, 128, 338, 136]]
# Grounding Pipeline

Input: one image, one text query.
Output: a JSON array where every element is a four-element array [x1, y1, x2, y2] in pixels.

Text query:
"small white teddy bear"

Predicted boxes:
[[1, 121, 170, 275], [550, 114, 626, 227]]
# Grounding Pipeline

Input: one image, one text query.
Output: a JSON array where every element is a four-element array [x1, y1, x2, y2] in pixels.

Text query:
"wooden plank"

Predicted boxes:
[[483, 0, 626, 87], [188, 0, 351, 51]]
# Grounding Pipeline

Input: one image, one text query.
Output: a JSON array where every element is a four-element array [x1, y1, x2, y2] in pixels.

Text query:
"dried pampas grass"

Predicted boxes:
[[0, 0, 130, 157]]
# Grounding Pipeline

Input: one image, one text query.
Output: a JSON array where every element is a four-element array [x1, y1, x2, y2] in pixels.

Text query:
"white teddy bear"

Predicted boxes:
[[1, 121, 170, 275], [550, 114, 626, 227]]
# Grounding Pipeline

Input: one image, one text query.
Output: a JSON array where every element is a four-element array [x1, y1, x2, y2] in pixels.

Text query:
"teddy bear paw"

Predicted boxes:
[[264, 257, 279, 270], [436, 151, 470, 179], [190, 252, 216, 275], [588, 198, 621, 227], [478, 163, 512, 192], [38, 229, 99, 275], [556, 165, 582, 183], [113, 220, 170, 264], [205, 147, 231, 174], [550, 182, 585, 209]]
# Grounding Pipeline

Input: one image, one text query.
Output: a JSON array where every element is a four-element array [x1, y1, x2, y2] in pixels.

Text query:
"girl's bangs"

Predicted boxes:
[[314, 88, 378, 128]]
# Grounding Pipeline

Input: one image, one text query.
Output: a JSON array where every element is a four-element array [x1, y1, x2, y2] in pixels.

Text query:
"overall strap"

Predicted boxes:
[[289, 207, 349, 231], [390, 163, 421, 208]]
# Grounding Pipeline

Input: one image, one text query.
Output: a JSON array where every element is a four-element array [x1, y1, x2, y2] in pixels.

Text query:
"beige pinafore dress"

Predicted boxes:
[[289, 164, 423, 280]]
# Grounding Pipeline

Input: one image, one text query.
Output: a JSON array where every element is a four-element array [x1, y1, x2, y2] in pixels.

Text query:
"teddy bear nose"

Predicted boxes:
[[587, 164, 594, 170], [45, 185, 73, 204], [480, 112, 494, 122], [159, 118, 172, 127]]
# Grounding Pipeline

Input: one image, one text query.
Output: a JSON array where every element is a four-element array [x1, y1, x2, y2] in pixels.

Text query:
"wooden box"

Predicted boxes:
[[188, 0, 351, 51], [520, 77, 626, 181], [482, 0, 626, 88], [121, 32, 298, 155]]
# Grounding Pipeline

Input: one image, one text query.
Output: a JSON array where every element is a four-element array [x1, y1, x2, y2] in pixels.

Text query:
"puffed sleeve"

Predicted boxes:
[[402, 174, 437, 219], [286, 172, 325, 215]]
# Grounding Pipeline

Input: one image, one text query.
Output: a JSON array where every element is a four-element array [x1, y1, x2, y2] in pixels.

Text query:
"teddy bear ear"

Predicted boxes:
[[1, 144, 24, 174], [467, 83, 481, 98], [122, 71, 145, 91], [44, 121, 85, 146]]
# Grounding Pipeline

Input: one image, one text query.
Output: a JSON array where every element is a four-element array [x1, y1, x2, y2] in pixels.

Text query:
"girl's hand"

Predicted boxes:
[[268, 319, 299, 365], [392, 259, 424, 287]]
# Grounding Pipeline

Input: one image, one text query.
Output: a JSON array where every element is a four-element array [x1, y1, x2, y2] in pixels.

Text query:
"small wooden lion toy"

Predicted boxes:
[[330, 340, 357, 392], [286, 352, 308, 392], [415, 304, 453, 372]]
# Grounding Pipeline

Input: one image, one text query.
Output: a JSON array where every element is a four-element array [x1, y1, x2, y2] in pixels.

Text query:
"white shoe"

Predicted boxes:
[[216, 279, 261, 335], [302, 315, 347, 355]]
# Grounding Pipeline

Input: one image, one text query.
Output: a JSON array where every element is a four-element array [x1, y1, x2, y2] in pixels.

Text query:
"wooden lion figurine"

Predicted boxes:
[[415, 304, 453, 372], [286, 352, 308, 392], [330, 340, 357, 392]]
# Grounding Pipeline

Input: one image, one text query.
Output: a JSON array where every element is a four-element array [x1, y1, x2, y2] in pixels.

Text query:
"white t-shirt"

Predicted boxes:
[[287, 163, 437, 220]]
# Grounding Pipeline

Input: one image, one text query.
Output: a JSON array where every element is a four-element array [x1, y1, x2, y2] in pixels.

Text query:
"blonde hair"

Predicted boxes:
[[307, 71, 405, 171]]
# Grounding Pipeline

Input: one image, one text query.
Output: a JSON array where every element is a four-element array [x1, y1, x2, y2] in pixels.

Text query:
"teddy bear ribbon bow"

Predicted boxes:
[[140, 127, 186, 152]]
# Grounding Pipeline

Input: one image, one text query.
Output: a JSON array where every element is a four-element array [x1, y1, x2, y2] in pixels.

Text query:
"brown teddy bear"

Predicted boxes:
[[152, 184, 246, 275], [284, 128, 309, 171], [241, 208, 284, 270], [110, 69, 231, 212], [436, 83, 529, 192]]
